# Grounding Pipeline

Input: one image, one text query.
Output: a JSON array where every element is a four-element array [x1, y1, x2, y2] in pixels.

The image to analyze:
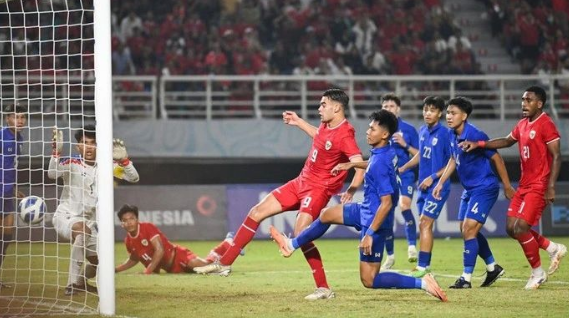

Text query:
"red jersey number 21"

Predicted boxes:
[[522, 146, 530, 159]]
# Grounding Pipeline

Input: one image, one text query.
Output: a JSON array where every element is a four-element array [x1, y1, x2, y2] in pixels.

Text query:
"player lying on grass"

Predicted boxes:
[[115, 204, 235, 274], [459, 86, 567, 289], [270, 110, 448, 302], [433, 97, 515, 289]]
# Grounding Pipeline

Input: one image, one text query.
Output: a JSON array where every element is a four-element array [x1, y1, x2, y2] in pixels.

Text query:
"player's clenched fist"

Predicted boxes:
[[52, 126, 63, 155]]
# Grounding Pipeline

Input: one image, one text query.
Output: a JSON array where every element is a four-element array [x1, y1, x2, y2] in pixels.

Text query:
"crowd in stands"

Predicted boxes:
[[110, 0, 481, 81]]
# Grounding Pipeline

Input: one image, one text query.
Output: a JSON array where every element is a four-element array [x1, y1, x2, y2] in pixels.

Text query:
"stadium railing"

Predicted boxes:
[[2, 74, 569, 121]]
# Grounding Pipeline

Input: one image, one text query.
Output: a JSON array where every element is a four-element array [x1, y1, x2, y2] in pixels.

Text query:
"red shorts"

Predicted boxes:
[[272, 177, 333, 221], [168, 246, 197, 273], [507, 187, 547, 226]]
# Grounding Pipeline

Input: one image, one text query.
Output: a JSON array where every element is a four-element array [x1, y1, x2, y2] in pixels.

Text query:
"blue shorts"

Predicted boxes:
[[417, 187, 450, 220], [458, 186, 499, 224], [398, 173, 415, 198], [343, 203, 388, 263]]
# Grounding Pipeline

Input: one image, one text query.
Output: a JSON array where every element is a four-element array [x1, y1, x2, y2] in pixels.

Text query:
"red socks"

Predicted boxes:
[[220, 216, 259, 266], [529, 229, 550, 250], [301, 242, 329, 289], [516, 231, 541, 268]]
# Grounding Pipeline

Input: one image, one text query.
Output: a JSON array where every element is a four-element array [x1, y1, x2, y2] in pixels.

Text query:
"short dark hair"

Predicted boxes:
[[525, 86, 547, 107], [322, 88, 349, 109], [74, 124, 96, 142], [117, 204, 139, 220], [423, 96, 446, 112], [369, 109, 398, 136], [3, 103, 27, 114], [381, 93, 401, 107], [446, 96, 473, 117]]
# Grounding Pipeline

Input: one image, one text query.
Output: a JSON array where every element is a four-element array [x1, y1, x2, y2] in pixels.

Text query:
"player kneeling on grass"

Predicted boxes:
[[115, 204, 235, 275], [433, 97, 515, 288], [270, 110, 448, 302]]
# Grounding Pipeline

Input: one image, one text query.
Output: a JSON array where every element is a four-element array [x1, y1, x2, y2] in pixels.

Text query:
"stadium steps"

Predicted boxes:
[[445, 0, 522, 76]]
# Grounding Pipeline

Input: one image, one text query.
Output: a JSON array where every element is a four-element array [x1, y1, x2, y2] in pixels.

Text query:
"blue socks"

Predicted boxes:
[[372, 272, 422, 289], [385, 228, 394, 256], [401, 209, 417, 246], [418, 251, 431, 269], [476, 232, 495, 265], [463, 238, 478, 275], [291, 219, 330, 249]]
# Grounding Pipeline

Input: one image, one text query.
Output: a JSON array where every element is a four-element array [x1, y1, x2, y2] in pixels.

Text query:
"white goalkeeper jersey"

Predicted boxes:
[[48, 155, 139, 218]]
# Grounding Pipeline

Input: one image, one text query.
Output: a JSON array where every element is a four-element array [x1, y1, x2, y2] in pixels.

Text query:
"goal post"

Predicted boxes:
[[94, 0, 115, 315]]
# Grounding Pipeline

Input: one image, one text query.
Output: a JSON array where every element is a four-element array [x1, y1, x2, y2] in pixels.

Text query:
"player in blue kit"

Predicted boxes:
[[380, 93, 420, 268], [0, 103, 27, 288], [398, 96, 451, 278], [270, 110, 447, 302], [433, 97, 516, 288]]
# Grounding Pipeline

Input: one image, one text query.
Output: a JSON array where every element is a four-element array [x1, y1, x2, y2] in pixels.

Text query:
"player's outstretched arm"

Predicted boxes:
[[399, 152, 419, 174], [282, 111, 318, 138], [490, 152, 515, 199], [545, 139, 561, 203], [143, 236, 165, 274], [460, 135, 517, 152], [47, 127, 68, 180], [115, 256, 138, 273], [433, 158, 456, 200], [113, 138, 140, 183], [339, 155, 366, 204]]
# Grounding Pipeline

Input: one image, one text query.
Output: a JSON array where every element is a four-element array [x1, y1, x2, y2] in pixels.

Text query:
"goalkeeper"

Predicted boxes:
[[49, 125, 139, 296]]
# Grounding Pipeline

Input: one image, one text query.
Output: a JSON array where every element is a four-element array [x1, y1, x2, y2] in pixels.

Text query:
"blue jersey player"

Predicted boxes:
[[380, 93, 420, 268], [0, 103, 27, 288], [433, 97, 515, 288], [399, 96, 451, 278], [269, 110, 447, 302]]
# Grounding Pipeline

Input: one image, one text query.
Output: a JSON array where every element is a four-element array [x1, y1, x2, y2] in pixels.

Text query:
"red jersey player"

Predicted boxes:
[[115, 204, 232, 275], [195, 88, 365, 300], [460, 86, 567, 289]]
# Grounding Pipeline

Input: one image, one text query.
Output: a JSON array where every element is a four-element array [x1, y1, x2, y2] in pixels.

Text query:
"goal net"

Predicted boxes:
[[0, 0, 113, 315]]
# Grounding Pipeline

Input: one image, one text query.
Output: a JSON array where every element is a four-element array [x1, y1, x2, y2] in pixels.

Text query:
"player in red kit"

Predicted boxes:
[[460, 86, 567, 289], [115, 204, 232, 275], [195, 88, 365, 300]]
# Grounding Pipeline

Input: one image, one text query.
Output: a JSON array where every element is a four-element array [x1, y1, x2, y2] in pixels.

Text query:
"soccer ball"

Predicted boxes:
[[19, 196, 46, 225]]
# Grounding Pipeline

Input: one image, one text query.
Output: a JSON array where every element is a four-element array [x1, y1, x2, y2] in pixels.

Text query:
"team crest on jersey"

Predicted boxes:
[[529, 130, 536, 139], [432, 137, 438, 146], [325, 140, 332, 150], [141, 239, 148, 246]]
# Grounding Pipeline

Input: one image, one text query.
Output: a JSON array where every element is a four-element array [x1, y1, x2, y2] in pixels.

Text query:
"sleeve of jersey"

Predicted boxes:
[[543, 119, 561, 144], [113, 162, 140, 183], [409, 126, 419, 149], [372, 160, 394, 197], [340, 128, 362, 159], [509, 121, 520, 141]]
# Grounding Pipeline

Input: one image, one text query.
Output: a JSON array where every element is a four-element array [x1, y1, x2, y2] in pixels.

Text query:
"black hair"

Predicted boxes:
[[74, 124, 96, 142], [322, 88, 349, 109], [525, 86, 547, 107], [3, 103, 27, 114], [446, 96, 473, 117], [423, 96, 446, 112], [369, 109, 398, 136], [117, 204, 139, 220], [381, 93, 401, 107]]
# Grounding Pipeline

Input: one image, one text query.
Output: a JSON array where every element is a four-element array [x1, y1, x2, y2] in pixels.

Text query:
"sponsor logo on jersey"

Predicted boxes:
[[529, 130, 536, 139], [432, 137, 438, 146], [325, 140, 332, 150], [141, 239, 148, 246]]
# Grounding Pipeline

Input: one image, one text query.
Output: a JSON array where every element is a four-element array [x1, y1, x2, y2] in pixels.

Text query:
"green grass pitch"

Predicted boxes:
[[1, 237, 568, 317]]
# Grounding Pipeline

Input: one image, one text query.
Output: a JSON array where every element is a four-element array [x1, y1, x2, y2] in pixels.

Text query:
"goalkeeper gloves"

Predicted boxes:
[[113, 138, 131, 166], [52, 126, 63, 156]]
